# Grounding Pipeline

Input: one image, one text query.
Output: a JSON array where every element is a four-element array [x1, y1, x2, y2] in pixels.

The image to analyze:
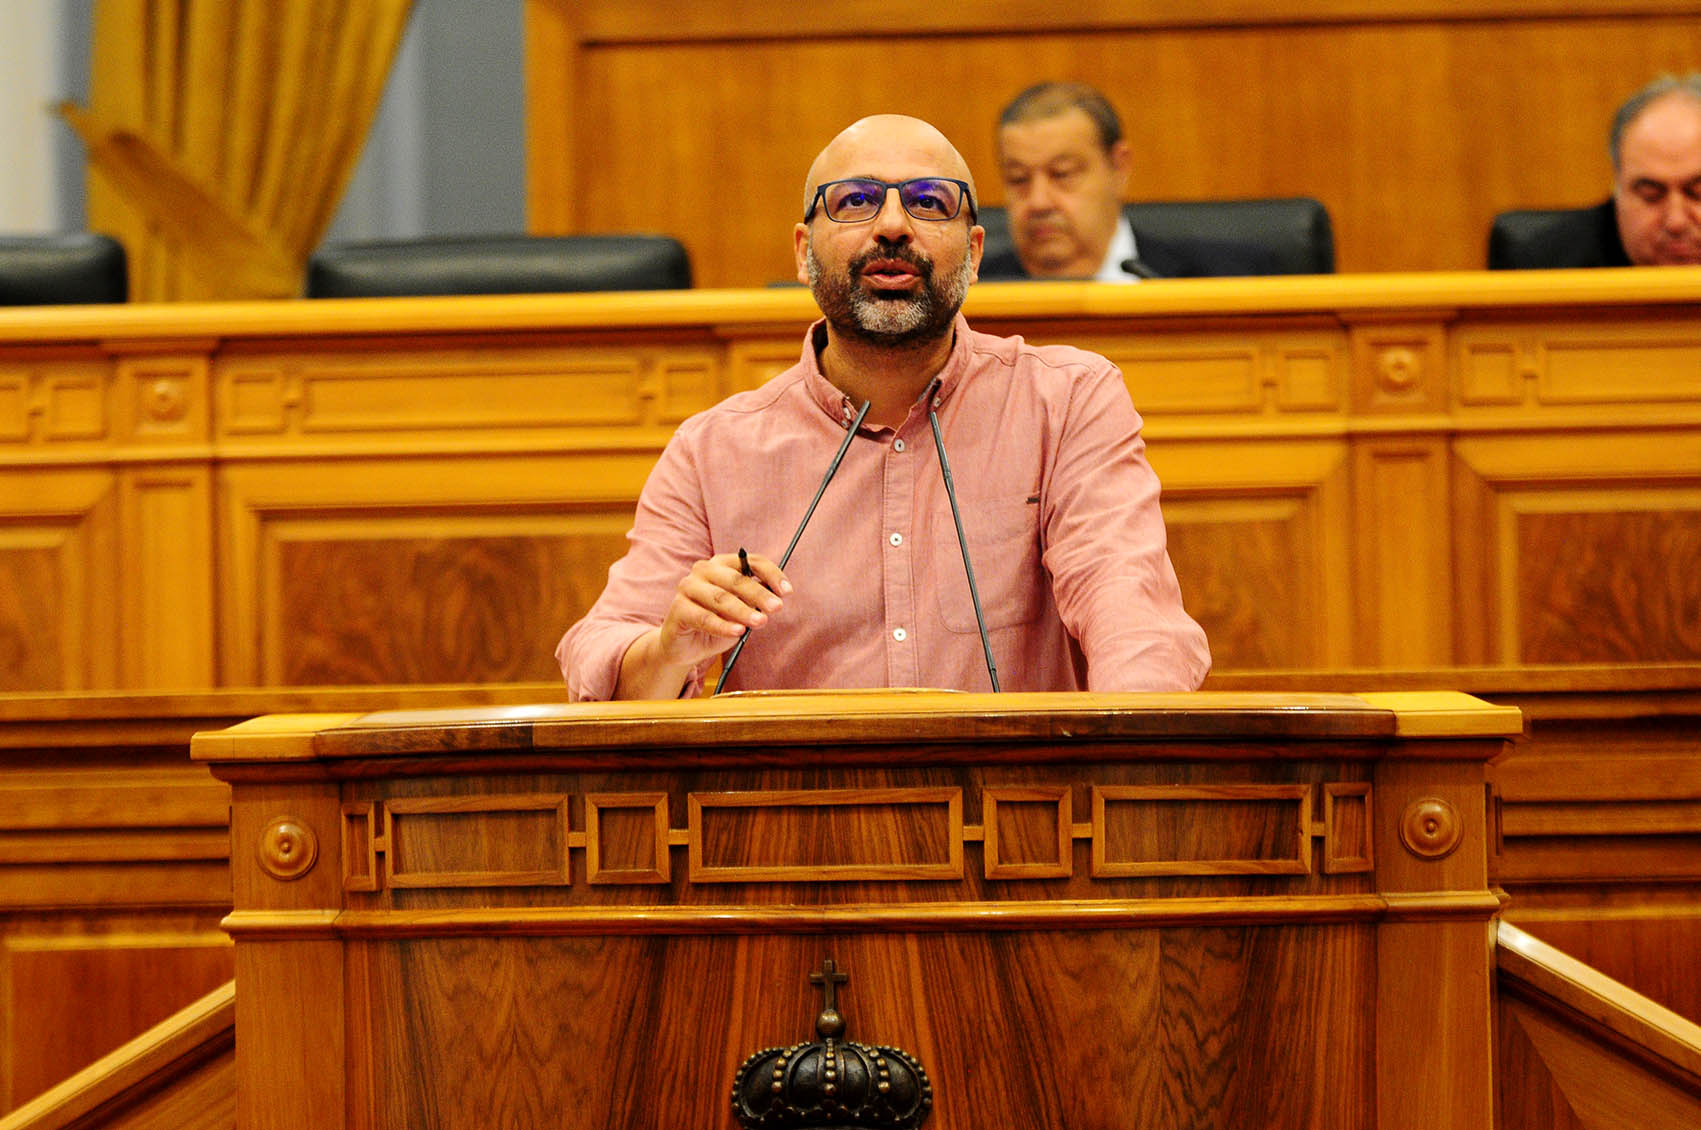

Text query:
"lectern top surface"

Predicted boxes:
[[188, 690, 1520, 766]]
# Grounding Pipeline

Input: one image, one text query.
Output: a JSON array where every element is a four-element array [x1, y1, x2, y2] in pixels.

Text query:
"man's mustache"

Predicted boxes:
[[848, 243, 934, 281]]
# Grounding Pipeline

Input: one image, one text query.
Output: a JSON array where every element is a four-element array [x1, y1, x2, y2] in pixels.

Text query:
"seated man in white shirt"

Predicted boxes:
[[982, 81, 1273, 281]]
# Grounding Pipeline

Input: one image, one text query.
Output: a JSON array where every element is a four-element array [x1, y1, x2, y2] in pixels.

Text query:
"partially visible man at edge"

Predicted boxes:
[[555, 114, 1209, 700], [982, 81, 1272, 281], [1612, 73, 1701, 267]]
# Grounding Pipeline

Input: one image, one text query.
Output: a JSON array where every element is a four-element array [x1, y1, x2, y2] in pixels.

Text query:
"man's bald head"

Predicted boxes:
[[801, 115, 977, 217]]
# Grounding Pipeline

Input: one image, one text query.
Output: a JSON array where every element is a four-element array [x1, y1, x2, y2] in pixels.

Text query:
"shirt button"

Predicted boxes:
[[889, 532, 903, 547], [893, 627, 908, 642], [893, 438, 906, 452]]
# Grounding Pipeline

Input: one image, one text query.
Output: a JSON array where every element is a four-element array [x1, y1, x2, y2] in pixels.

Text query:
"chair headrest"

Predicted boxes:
[[976, 197, 1334, 277], [0, 234, 128, 305], [1486, 201, 1629, 269], [306, 234, 692, 298]]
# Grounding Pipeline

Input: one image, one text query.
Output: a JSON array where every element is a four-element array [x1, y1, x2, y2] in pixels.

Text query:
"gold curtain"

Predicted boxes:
[[60, 0, 414, 301]]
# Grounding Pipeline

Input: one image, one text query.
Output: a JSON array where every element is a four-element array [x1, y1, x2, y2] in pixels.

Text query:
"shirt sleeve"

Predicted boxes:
[[554, 426, 715, 702], [1039, 362, 1211, 691]]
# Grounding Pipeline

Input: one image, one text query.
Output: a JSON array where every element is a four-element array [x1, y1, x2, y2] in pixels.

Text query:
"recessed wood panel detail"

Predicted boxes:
[[1517, 507, 1701, 663], [1163, 496, 1320, 670], [982, 785, 1071, 880], [1324, 782, 1373, 874], [688, 788, 964, 883], [585, 792, 671, 884], [1091, 784, 1312, 877], [341, 796, 573, 890], [272, 527, 626, 685]]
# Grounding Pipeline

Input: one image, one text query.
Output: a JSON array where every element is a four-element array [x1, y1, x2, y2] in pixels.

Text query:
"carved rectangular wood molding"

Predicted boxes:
[[339, 783, 1373, 892]]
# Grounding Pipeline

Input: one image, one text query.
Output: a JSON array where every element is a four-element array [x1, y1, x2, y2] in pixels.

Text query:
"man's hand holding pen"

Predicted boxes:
[[654, 548, 789, 667]]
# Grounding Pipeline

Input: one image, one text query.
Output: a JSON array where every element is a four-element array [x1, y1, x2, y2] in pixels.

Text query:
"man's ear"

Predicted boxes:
[[793, 223, 811, 285], [1108, 139, 1133, 197], [968, 223, 985, 283]]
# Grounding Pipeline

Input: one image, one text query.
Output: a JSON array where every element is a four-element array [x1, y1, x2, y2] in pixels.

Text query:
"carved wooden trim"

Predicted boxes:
[[687, 788, 964, 883], [1400, 796, 1463, 860], [341, 802, 382, 892], [1090, 784, 1313, 877], [585, 792, 670, 885], [256, 815, 318, 881], [982, 785, 1072, 880], [1322, 782, 1374, 874]]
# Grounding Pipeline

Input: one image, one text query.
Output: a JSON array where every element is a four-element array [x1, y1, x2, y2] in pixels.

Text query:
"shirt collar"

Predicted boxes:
[[1094, 216, 1143, 284], [799, 313, 974, 432]]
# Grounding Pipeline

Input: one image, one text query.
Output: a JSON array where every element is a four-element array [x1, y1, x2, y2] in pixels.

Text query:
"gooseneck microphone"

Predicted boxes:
[[713, 399, 872, 694], [925, 378, 1001, 693], [1120, 257, 1160, 279]]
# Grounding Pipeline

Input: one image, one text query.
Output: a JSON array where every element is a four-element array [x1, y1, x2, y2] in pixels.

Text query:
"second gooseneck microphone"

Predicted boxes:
[[925, 378, 1001, 693], [713, 399, 872, 694]]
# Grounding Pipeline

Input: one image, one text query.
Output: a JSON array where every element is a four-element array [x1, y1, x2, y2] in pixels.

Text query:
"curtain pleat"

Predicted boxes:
[[65, 0, 414, 300]]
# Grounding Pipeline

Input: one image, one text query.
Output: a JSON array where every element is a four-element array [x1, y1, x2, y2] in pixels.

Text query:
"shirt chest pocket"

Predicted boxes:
[[932, 493, 1044, 633]]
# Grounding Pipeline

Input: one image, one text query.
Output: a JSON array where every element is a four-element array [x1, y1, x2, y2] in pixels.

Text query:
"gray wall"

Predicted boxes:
[[326, 0, 527, 245]]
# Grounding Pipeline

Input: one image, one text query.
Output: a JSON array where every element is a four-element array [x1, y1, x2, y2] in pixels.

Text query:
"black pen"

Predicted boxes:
[[738, 546, 752, 577]]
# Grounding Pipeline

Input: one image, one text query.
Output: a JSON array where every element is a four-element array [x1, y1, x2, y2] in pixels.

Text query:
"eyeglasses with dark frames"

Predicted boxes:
[[804, 177, 977, 224]]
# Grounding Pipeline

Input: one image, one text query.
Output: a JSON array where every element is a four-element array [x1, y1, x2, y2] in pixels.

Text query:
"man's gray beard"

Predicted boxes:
[[807, 242, 973, 347]]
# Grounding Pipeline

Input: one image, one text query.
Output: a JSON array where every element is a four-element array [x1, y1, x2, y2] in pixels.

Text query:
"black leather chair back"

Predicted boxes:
[[0, 234, 128, 305], [976, 197, 1335, 277], [305, 234, 692, 298], [1487, 201, 1629, 269]]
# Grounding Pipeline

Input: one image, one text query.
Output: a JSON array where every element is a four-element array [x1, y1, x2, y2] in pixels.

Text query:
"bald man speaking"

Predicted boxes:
[[556, 115, 1208, 700]]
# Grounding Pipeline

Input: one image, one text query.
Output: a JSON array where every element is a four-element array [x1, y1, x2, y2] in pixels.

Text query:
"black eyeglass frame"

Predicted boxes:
[[804, 177, 978, 224]]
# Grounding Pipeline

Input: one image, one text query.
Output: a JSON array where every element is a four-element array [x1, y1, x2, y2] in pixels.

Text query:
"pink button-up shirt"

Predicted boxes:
[[556, 315, 1209, 699]]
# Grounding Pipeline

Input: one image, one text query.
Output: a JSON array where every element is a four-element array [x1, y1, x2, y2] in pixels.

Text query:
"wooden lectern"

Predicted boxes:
[[192, 690, 1520, 1129]]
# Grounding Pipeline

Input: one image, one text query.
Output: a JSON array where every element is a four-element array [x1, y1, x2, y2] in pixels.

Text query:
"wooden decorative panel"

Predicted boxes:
[[1324, 782, 1374, 874], [0, 469, 117, 692], [386, 795, 571, 888], [688, 788, 964, 882], [981, 785, 1072, 880], [1164, 496, 1320, 670], [1515, 501, 1701, 663], [271, 527, 621, 685], [585, 793, 671, 884], [1091, 784, 1312, 876], [352, 926, 1376, 1129]]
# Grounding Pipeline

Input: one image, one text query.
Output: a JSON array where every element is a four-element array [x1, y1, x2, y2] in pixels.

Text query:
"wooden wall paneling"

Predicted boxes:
[[1451, 433, 1701, 665], [0, 469, 119, 693], [117, 467, 214, 690], [525, 0, 580, 234], [1149, 439, 1353, 670], [531, 2, 1701, 284], [1, 929, 232, 1111], [217, 455, 653, 686], [1350, 437, 1453, 666]]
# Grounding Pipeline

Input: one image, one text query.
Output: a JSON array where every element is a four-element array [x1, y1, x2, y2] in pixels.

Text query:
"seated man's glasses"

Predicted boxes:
[[805, 178, 977, 224]]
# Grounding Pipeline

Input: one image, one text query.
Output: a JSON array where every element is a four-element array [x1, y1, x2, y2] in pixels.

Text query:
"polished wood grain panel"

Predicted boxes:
[[1092, 783, 1312, 876], [980, 785, 1071, 880], [1517, 509, 1701, 664], [3, 936, 232, 1110], [688, 788, 964, 883], [273, 533, 605, 685], [0, 981, 234, 1130], [352, 927, 1376, 1129]]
